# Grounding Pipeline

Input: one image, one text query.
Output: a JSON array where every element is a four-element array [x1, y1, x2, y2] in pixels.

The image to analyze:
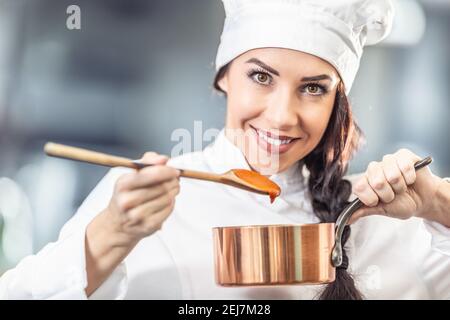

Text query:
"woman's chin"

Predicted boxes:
[[246, 158, 291, 176]]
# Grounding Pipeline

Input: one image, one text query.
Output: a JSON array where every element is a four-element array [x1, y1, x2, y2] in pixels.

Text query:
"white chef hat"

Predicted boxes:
[[215, 0, 394, 94]]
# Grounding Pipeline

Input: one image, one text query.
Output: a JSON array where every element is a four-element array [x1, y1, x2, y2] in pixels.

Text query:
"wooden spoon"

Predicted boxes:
[[44, 142, 281, 203]]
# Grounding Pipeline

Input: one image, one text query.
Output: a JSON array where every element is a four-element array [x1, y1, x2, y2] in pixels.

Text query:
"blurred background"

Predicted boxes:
[[0, 0, 449, 273]]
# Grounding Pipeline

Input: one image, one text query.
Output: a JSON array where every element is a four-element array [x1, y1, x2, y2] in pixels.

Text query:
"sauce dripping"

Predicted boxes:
[[231, 169, 281, 203]]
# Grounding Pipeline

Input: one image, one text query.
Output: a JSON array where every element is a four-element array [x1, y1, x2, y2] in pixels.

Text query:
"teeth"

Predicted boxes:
[[257, 129, 292, 145]]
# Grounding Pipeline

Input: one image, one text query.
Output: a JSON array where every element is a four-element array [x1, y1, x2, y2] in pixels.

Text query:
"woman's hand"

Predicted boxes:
[[349, 148, 446, 225], [104, 152, 180, 244], [85, 152, 180, 296]]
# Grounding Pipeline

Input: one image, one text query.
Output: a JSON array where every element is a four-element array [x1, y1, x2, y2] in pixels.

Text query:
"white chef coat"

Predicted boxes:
[[1, 130, 450, 300]]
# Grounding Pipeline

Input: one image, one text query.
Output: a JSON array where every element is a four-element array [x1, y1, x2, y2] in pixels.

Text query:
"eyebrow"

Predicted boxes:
[[245, 58, 333, 82], [245, 58, 280, 76], [300, 74, 332, 82]]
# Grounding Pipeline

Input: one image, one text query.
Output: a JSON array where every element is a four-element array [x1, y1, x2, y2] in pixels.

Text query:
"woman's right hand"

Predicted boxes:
[[105, 152, 180, 244], [85, 152, 180, 296]]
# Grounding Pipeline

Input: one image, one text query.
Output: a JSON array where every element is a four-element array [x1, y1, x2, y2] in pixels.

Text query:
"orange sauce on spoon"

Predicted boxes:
[[231, 169, 281, 203]]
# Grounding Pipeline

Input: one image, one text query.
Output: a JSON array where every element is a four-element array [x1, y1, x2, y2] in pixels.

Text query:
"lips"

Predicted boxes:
[[256, 130, 293, 146], [249, 125, 301, 154]]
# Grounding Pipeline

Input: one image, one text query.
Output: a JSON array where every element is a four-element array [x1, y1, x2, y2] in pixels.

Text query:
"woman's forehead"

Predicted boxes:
[[233, 47, 339, 78]]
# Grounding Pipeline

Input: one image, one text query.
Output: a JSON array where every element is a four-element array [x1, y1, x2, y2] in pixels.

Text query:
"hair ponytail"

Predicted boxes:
[[304, 82, 364, 300]]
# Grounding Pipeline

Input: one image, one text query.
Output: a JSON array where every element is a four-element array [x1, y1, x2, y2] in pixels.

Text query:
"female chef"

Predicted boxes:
[[1, 0, 450, 299]]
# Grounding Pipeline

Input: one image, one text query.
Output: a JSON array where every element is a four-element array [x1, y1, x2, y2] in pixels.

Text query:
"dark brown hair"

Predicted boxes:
[[214, 64, 364, 300]]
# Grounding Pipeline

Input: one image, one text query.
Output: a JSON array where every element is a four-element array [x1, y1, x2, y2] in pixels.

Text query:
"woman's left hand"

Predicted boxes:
[[349, 148, 443, 224]]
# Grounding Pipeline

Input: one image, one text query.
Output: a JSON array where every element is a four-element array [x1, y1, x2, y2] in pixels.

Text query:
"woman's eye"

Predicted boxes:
[[252, 72, 271, 85], [304, 84, 325, 95]]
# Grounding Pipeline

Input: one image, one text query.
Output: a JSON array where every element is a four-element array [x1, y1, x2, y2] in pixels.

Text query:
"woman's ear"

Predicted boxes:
[[214, 64, 230, 94], [217, 74, 229, 93]]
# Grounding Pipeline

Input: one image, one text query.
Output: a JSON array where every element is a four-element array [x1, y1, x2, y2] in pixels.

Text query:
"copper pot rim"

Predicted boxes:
[[212, 222, 335, 231]]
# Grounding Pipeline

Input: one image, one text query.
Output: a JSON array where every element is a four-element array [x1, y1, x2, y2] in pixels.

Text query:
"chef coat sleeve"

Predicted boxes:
[[423, 220, 450, 257], [409, 177, 450, 299], [345, 173, 450, 298], [421, 177, 450, 298], [419, 218, 450, 299], [0, 168, 130, 300], [422, 177, 450, 256]]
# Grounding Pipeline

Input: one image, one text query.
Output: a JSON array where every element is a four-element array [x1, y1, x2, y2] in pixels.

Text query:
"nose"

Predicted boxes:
[[263, 86, 299, 130]]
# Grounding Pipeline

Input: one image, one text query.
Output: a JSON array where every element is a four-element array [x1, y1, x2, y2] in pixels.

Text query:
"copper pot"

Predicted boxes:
[[213, 157, 432, 286], [213, 222, 337, 286], [212, 203, 356, 286]]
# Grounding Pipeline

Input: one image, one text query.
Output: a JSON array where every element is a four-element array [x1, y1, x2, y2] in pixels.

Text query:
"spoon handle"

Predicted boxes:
[[44, 142, 223, 183], [44, 142, 139, 169]]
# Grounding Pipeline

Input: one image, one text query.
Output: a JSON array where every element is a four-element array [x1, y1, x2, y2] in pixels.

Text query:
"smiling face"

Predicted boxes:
[[217, 48, 341, 174]]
